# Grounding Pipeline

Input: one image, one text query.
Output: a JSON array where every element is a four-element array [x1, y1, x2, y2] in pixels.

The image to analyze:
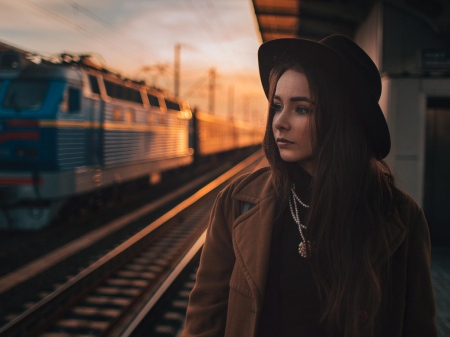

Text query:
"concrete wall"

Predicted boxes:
[[380, 78, 450, 204], [355, 2, 450, 206], [354, 2, 383, 70], [379, 78, 425, 202]]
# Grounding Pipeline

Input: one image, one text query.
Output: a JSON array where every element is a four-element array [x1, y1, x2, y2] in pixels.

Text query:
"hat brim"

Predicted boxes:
[[258, 38, 390, 160]]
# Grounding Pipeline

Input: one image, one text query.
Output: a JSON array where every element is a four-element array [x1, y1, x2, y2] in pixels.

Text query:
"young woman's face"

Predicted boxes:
[[272, 69, 315, 175]]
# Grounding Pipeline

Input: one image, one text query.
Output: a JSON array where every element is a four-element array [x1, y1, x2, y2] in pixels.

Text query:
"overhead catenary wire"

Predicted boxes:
[[16, 0, 162, 69], [182, 69, 210, 99], [67, 0, 256, 93], [178, 0, 264, 114], [7, 0, 265, 119], [205, 0, 233, 42], [182, 0, 242, 73], [17, 0, 142, 62], [63, 0, 167, 68], [7, 0, 182, 96]]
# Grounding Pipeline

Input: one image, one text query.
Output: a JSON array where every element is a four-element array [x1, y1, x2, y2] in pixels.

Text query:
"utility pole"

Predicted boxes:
[[227, 84, 234, 119], [174, 43, 181, 97], [208, 68, 216, 114]]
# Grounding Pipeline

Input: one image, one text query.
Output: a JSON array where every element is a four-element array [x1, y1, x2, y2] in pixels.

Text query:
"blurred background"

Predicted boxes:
[[0, 0, 268, 123]]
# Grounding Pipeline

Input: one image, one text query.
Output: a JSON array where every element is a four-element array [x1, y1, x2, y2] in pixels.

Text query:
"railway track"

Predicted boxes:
[[0, 147, 258, 279], [0, 150, 266, 337]]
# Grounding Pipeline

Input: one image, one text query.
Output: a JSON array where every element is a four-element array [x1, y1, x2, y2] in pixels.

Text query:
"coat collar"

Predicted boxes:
[[229, 167, 406, 305], [232, 167, 275, 206]]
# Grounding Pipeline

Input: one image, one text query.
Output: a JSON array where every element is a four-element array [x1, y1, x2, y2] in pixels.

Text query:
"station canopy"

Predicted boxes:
[[251, 0, 450, 42]]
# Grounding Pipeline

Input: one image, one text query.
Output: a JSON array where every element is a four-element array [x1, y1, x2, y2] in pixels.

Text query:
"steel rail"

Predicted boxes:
[[119, 232, 206, 336], [0, 164, 228, 295], [0, 150, 264, 337]]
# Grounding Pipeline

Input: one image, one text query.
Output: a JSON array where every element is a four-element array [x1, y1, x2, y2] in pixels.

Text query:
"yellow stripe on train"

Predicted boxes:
[[37, 120, 187, 132]]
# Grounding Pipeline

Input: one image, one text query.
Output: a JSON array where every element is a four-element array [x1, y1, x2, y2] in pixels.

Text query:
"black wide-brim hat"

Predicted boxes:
[[258, 35, 390, 160]]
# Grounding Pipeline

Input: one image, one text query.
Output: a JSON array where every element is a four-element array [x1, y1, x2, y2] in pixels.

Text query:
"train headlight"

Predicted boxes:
[[178, 110, 192, 119]]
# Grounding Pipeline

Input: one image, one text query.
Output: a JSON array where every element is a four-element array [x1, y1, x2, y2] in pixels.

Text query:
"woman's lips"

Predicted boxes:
[[276, 137, 294, 147]]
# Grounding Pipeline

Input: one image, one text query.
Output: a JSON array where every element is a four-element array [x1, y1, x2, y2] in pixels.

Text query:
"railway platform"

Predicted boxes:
[[431, 246, 450, 336]]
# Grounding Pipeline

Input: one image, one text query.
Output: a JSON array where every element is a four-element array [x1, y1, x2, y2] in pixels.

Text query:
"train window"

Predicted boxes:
[[68, 87, 81, 113], [122, 87, 131, 101], [126, 87, 143, 104], [148, 94, 160, 107], [104, 80, 115, 97], [134, 90, 143, 104], [115, 84, 124, 100], [104, 79, 143, 104], [88, 75, 101, 94], [165, 99, 181, 111], [105, 80, 122, 100], [3, 80, 48, 111], [122, 86, 130, 99]]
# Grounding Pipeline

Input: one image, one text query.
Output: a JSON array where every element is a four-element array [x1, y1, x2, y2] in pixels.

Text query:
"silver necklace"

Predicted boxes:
[[288, 183, 312, 258]]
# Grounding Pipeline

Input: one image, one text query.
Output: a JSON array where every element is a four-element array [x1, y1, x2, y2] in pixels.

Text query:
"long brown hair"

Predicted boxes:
[[263, 60, 398, 337]]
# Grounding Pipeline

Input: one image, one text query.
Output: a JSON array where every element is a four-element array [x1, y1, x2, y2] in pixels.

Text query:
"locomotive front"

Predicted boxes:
[[0, 51, 85, 229]]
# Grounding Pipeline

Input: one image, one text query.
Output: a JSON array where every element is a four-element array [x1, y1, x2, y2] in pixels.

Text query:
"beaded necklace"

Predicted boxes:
[[288, 183, 313, 258]]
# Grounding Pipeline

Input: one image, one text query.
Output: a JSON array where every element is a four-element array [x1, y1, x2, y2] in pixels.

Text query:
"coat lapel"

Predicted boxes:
[[230, 168, 276, 307], [232, 195, 277, 305]]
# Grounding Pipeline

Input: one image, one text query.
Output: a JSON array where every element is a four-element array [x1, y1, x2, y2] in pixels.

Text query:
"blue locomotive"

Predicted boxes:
[[0, 49, 264, 230]]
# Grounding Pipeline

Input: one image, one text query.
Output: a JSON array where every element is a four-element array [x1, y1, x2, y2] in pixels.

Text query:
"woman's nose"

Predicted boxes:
[[273, 111, 290, 130]]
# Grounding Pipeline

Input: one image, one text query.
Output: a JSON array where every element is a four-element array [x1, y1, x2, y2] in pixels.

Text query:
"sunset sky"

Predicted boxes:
[[0, 0, 268, 124]]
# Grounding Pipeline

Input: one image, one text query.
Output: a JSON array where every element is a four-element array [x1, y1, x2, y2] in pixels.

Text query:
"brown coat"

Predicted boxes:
[[182, 167, 437, 337]]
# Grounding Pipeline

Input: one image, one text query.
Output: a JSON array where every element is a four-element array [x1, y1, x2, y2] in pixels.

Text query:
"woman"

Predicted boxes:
[[182, 35, 437, 337]]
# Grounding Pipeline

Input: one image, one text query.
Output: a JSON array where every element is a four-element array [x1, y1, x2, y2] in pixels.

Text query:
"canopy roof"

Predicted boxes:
[[251, 0, 450, 42]]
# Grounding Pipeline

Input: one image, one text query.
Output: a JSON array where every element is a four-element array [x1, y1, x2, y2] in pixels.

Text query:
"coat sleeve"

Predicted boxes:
[[182, 188, 236, 337], [402, 208, 438, 337]]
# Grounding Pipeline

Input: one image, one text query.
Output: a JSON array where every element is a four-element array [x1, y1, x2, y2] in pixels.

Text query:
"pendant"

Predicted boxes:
[[298, 241, 312, 258]]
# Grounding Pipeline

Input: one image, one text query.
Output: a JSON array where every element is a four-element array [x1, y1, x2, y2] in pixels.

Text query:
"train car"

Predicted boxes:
[[0, 50, 193, 230], [232, 118, 265, 149], [192, 110, 264, 158], [192, 111, 236, 156]]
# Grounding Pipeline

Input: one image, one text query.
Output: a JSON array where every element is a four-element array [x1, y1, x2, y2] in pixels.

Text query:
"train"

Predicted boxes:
[[0, 48, 264, 230]]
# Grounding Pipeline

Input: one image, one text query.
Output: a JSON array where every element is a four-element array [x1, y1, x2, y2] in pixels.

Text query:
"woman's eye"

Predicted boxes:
[[296, 106, 309, 114], [271, 103, 283, 112]]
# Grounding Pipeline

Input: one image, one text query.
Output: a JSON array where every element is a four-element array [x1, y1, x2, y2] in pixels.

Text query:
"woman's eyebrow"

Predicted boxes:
[[291, 96, 312, 103], [274, 95, 315, 105]]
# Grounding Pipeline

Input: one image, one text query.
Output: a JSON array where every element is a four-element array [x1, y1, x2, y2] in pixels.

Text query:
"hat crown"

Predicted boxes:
[[320, 35, 381, 100]]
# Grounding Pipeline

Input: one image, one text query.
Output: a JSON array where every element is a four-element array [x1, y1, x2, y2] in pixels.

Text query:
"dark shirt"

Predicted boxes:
[[257, 165, 328, 337]]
